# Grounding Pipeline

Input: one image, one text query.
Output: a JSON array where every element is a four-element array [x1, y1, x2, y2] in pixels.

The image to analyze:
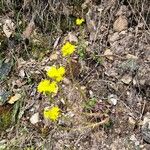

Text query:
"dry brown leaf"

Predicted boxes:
[[8, 93, 21, 104], [121, 75, 132, 84], [23, 20, 35, 39]]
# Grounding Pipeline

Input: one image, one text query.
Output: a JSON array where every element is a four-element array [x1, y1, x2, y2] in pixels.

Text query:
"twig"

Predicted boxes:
[[140, 99, 146, 120], [72, 118, 109, 131]]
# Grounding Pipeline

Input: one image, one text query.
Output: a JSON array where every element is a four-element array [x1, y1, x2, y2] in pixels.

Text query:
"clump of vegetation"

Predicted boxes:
[[84, 98, 97, 111], [37, 40, 77, 121], [36, 19, 87, 123], [0, 106, 12, 131]]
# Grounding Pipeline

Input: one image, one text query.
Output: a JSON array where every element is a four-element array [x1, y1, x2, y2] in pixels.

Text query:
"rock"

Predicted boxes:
[[68, 32, 78, 43], [113, 16, 128, 32], [142, 113, 150, 143], [104, 49, 113, 60], [109, 32, 120, 43], [105, 68, 118, 78], [119, 30, 127, 35], [126, 54, 138, 60], [130, 134, 140, 146], [30, 113, 39, 124], [108, 94, 118, 105], [63, 77, 71, 85], [121, 75, 132, 84], [19, 69, 25, 78], [128, 117, 136, 125], [3, 19, 15, 38], [50, 53, 58, 61]]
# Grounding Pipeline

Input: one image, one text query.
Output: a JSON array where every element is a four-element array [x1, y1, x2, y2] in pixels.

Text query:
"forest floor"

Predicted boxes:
[[0, 0, 150, 149]]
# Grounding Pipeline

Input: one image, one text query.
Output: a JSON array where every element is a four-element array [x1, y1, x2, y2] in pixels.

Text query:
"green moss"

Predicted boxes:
[[0, 106, 13, 131], [30, 35, 50, 60], [84, 98, 97, 111]]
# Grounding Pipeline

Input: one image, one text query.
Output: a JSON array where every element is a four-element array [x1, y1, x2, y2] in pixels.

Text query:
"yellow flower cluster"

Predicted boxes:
[[37, 80, 58, 94], [37, 65, 66, 95], [47, 66, 65, 82], [61, 42, 76, 57], [76, 18, 85, 25], [38, 19, 81, 121], [44, 106, 60, 121]]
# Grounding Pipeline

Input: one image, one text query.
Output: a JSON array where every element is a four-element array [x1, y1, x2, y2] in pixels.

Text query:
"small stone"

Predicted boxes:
[[19, 69, 25, 78], [121, 75, 132, 84], [113, 16, 128, 32], [30, 113, 39, 124], [104, 49, 113, 60], [3, 19, 15, 38], [109, 32, 120, 43], [81, 86, 86, 90], [132, 79, 136, 85], [119, 30, 127, 35], [130, 134, 140, 146], [135, 141, 140, 146], [68, 32, 78, 43], [50, 53, 58, 61], [63, 77, 71, 85], [126, 54, 138, 60], [130, 134, 137, 141], [108, 94, 118, 105], [128, 117, 136, 125], [89, 90, 94, 97]]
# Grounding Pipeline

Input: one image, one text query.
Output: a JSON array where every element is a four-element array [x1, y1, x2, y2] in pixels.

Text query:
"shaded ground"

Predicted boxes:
[[0, 0, 150, 149]]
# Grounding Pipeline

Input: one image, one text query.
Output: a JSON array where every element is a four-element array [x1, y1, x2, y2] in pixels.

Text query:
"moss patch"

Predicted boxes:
[[0, 105, 13, 131]]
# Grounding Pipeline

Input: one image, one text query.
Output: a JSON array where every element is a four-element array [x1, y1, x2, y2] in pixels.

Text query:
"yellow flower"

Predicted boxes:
[[61, 42, 76, 57], [44, 106, 61, 121], [76, 18, 85, 25], [47, 66, 65, 82], [37, 80, 58, 94], [48, 81, 58, 93]]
